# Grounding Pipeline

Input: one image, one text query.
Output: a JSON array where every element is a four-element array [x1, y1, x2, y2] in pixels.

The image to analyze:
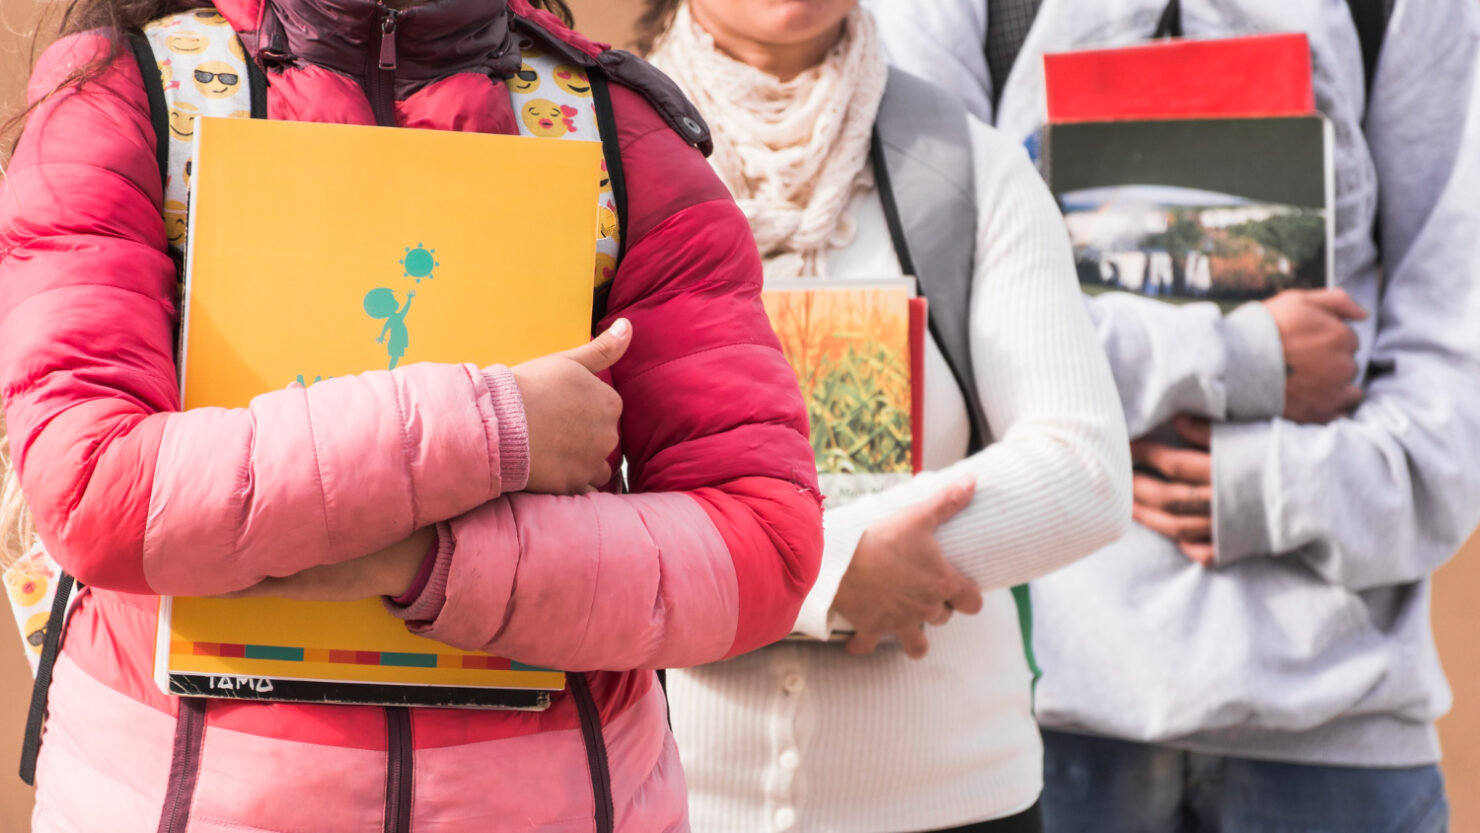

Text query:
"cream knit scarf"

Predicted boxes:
[[649, 5, 888, 279]]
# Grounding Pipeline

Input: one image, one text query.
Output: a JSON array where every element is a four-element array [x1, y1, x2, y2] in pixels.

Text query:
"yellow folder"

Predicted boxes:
[[154, 117, 600, 708]]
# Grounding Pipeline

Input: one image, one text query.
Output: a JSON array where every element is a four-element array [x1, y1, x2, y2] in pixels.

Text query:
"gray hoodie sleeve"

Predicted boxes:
[[1214, 0, 1480, 589], [1086, 294, 1285, 438]]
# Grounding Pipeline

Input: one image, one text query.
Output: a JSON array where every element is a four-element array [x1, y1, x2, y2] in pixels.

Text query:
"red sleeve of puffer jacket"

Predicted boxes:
[[399, 85, 824, 668], [0, 35, 529, 595]]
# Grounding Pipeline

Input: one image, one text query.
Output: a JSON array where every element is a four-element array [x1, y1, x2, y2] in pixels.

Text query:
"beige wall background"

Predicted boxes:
[[0, 2, 1475, 831]]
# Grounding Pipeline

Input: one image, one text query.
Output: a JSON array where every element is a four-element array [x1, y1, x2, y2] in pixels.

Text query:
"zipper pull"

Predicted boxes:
[[379, 10, 400, 71]]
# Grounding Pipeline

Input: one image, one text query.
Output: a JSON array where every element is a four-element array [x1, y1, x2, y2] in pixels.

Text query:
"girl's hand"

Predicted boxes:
[[834, 477, 984, 660], [217, 528, 435, 602], [512, 319, 631, 495]]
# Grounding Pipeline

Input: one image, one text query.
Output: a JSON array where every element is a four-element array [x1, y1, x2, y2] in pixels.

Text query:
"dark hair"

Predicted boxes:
[[633, 0, 681, 55], [3, 0, 576, 143]]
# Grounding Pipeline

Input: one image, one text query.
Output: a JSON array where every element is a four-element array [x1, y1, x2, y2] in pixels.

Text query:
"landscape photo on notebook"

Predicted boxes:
[[760, 278, 925, 509], [1046, 116, 1334, 309], [156, 116, 602, 708]]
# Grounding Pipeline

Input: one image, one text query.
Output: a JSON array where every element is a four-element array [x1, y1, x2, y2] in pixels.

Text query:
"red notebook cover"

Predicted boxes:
[[1044, 33, 1315, 123], [908, 297, 927, 475]]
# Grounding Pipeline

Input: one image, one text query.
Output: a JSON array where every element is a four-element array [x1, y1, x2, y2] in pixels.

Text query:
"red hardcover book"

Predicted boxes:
[[1044, 33, 1315, 123], [908, 297, 927, 475]]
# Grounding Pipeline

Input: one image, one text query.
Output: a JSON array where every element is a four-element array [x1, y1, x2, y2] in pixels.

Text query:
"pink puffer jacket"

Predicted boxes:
[[0, 1, 823, 831]]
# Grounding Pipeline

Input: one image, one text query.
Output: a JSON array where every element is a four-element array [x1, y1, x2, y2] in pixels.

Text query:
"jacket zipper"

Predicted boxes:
[[366, 4, 400, 127], [384, 707, 413, 833]]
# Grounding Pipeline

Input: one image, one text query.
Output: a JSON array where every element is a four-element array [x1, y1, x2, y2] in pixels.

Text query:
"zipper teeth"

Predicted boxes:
[[366, 4, 397, 126], [384, 707, 413, 833]]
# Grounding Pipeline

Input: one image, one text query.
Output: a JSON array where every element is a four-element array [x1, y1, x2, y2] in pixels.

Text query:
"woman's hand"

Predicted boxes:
[[218, 527, 436, 602], [1263, 289, 1367, 424], [833, 477, 984, 660], [512, 319, 631, 495], [1131, 416, 1214, 566]]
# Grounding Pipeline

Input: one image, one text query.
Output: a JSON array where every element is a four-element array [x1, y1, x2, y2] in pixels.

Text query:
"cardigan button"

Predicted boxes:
[[778, 749, 800, 771], [781, 671, 805, 694], [774, 807, 797, 831], [681, 116, 702, 135]]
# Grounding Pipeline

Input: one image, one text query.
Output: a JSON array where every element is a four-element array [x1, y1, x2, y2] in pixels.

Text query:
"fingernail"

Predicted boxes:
[[609, 318, 630, 338]]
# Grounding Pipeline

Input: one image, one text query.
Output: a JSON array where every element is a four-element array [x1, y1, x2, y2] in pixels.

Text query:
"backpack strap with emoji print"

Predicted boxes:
[[129, 9, 265, 261], [20, 12, 265, 789]]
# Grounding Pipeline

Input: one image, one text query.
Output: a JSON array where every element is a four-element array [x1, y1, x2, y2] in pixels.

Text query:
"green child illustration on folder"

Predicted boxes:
[[364, 288, 415, 370]]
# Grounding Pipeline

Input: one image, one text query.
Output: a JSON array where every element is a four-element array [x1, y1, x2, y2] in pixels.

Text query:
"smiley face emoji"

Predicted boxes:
[[521, 99, 574, 138], [168, 100, 199, 141], [165, 31, 209, 55], [509, 63, 540, 94], [552, 63, 592, 97], [193, 61, 241, 99], [193, 9, 230, 25], [598, 159, 611, 194], [158, 59, 173, 85], [163, 200, 189, 247], [229, 35, 246, 61], [593, 252, 616, 287]]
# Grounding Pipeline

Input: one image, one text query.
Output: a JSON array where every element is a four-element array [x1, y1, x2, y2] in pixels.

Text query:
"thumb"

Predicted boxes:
[[563, 318, 632, 374], [1304, 288, 1368, 321], [912, 475, 977, 529]]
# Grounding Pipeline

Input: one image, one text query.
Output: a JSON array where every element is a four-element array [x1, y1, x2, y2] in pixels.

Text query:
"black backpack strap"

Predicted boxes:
[[869, 126, 985, 455], [127, 30, 170, 193], [1346, 0, 1389, 100], [247, 52, 269, 120], [871, 127, 920, 279], [1153, 0, 1183, 38], [588, 71, 628, 335], [569, 673, 616, 833], [19, 571, 75, 785]]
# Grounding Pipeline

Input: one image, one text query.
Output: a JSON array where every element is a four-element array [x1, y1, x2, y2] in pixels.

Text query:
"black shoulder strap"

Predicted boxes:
[[1346, 0, 1389, 99], [1153, 0, 1183, 38], [870, 128, 919, 280], [589, 71, 628, 335], [869, 127, 985, 454], [127, 30, 170, 192], [19, 571, 75, 786], [247, 53, 269, 120]]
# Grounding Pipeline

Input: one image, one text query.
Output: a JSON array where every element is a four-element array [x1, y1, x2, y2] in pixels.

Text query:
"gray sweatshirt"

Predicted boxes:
[[866, 0, 1480, 767]]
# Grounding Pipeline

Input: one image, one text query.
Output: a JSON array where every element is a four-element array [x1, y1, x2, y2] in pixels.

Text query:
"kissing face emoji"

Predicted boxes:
[[163, 200, 189, 247], [165, 31, 209, 55], [521, 99, 574, 138], [168, 101, 199, 141], [5, 568, 46, 608], [552, 63, 591, 97], [509, 63, 540, 94], [193, 61, 241, 99]]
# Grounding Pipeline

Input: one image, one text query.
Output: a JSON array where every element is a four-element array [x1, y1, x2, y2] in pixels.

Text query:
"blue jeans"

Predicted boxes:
[[1041, 729, 1449, 833]]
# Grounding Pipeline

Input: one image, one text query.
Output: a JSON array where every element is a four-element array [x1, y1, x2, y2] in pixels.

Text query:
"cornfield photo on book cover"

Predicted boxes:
[[761, 282, 918, 506]]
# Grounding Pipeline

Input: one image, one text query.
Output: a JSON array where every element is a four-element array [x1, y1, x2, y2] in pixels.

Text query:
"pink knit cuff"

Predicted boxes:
[[483, 366, 530, 493], [384, 522, 455, 624]]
